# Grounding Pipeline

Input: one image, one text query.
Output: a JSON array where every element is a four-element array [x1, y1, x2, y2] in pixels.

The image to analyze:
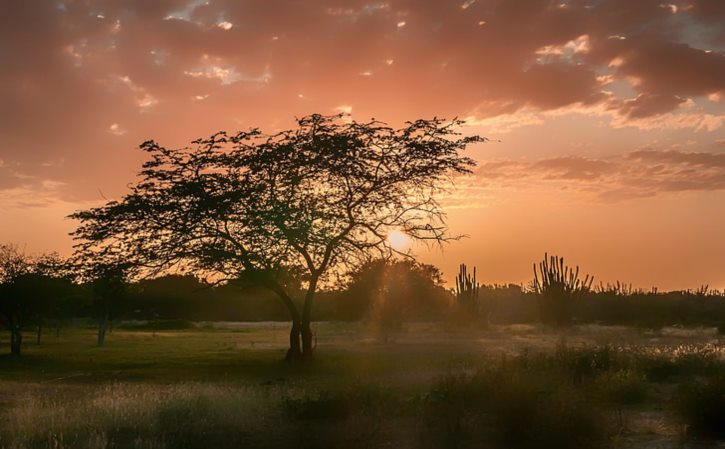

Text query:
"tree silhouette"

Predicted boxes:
[[71, 114, 483, 360], [0, 244, 31, 355], [0, 246, 73, 355], [27, 253, 75, 344], [88, 263, 129, 347], [343, 259, 451, 339]]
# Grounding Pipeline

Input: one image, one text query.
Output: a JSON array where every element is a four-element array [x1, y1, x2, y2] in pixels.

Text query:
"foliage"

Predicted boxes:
[[70, 114, 484, 359], [674, 376, 725, 440], [341, 259, 452, 338], [0, 245, 73, 355], [422, 367, 608, 449], [2, 324, 725, 447]]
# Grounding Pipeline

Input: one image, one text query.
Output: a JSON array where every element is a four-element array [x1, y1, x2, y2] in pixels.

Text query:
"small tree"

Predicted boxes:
[[533, 253, 593, 327], [0, 246, 73, 354], [71, 114, 483, 360], [27, 253, 75, 344], [87, 263, 129, 347], [343, 259, 451, 339], [0, 244, 31, 355]]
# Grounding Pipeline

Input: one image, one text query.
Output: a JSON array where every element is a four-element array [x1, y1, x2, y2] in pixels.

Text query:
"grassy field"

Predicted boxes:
[[1, 322, 724, 448]]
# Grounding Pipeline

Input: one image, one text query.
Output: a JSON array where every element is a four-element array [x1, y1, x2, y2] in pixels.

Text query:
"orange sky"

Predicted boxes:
[[1, 0, 725, 290]]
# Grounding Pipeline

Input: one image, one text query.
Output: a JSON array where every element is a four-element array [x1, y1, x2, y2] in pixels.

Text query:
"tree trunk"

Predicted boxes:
[[10, 327, 22, 356], [301, 320, 313, 360], [286, 320, 302, 362], [266, 282, 303, 362], [36, 323, 42, 345], [301, 277, 318, 360], [98, 309, 108, 347]]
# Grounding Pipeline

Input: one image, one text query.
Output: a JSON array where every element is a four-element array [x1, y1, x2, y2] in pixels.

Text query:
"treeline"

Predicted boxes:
[[476, 284, 725, 329], [3, 243, 725, 356], [462, 254, 725, 329]]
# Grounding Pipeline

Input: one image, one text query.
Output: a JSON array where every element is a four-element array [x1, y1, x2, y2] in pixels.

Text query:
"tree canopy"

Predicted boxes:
[[71, 113, 484, 360]]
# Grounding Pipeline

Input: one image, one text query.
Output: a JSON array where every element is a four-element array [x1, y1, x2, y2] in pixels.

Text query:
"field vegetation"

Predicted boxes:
[[1, 323, 724, 449]]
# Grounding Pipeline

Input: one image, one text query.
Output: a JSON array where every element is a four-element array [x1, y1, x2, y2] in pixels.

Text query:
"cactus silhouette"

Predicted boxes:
[[455, 263, 487, 324], [533, 253, 593, 327]]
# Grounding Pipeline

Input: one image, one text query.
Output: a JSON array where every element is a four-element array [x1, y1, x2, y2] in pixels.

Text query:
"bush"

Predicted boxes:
[[284, 385, 390, 422], [594, 370, 648, 408], [638, 345, 720, 382], [421, 368, 609, 449], [674, 376, 725, 440]]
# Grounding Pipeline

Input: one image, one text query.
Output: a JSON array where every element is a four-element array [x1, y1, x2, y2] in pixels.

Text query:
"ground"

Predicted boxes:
[[0, 322, 723, 448]]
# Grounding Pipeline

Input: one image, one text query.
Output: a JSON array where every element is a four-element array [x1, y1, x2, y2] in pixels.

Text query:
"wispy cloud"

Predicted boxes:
[[461, 149, 725, 203]]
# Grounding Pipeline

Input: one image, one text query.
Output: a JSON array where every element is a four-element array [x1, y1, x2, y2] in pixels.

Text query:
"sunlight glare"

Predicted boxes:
[[387, 230, 411, 251]]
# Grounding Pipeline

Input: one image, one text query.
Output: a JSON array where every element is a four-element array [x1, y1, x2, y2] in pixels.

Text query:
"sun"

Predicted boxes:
[[387, 230, 411, 251]]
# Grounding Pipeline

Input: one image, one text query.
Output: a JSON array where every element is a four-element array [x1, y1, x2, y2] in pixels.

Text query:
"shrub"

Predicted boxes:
[[422, 368, 609, 449], [674, 376, 725, 440]]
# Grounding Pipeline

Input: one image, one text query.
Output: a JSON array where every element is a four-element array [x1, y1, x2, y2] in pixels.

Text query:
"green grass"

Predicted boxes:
[[0, 322, 723, 448]]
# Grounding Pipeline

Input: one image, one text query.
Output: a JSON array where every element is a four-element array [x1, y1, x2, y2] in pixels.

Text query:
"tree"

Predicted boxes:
[[71, 114, 483, 360], [0, 244, 31, 355], [0, 246, 73, 354], [26, 253, 76, 344], [342, 259, 452, 339], [86, 263, 130, 346]]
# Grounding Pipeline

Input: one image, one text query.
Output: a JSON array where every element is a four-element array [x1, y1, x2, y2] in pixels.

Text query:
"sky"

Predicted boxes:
[[1, 0, 725, 290]]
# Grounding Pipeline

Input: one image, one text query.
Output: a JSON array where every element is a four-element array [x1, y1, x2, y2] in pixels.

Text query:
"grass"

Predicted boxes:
[[0, 322, 723, 448]]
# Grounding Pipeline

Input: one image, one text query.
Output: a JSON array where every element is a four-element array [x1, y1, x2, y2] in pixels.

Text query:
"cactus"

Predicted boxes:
[[455, 263, 485, 323], [533, 253, 593, 327], [595, 281, 636, 296]]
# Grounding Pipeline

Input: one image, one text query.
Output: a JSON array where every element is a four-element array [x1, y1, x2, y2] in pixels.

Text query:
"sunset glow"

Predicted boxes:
[[1, 1, 725, 289], [388, 230, 411, 252]]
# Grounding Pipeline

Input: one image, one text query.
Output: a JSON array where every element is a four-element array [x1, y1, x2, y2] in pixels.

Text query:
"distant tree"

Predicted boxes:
[[27, 253, 76, 344], [88, 263, 129, 347], [0, 246, 74, 354], [342, 259, 452, 337], [132, 274, 208, 320], [71, 114, 483, 360], [0, 244, 32, 355]]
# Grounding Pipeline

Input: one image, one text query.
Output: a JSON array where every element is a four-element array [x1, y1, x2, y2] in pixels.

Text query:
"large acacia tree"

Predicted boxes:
[[71, 114, 483, 360]]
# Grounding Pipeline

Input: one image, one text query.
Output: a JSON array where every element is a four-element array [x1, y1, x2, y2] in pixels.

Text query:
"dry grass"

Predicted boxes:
[[0, 322, 723, 448]]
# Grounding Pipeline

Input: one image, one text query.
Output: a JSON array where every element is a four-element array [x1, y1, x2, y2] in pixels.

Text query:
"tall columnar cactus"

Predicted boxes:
[[533, 253, 593, 327], [455, 263, 482, 322]]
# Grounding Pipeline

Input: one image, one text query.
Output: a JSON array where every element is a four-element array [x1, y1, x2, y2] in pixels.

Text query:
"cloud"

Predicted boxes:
[[615, 93, 688, 119], [0, 0, 724, 204], [108, 123, 127, 136], [532, 156, 619, 180], [626, 149, 725, 167], [469, 149, 725, 202]]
